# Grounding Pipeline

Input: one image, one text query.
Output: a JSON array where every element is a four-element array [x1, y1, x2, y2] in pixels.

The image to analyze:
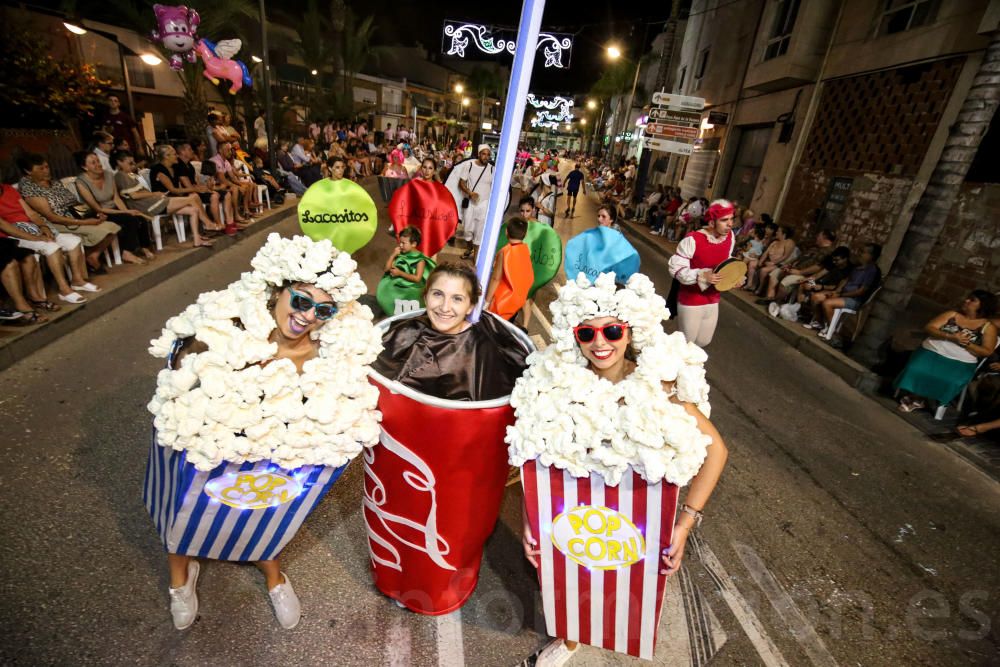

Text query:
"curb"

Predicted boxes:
[[0, 207, 295, 372], [619, 222, 882, 393]]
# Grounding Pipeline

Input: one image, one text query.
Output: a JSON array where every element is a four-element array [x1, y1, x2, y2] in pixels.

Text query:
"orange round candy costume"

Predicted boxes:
[[489, 242, 534, 320]]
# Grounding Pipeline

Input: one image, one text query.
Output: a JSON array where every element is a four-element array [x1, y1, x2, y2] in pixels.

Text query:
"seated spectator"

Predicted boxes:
[[746, 225, 796, 291], [804, 243, 882, 336], [636, 185, 664, 225], [794, 246, 852, 318], [0, 236, 53, 323], [17, 153, 119, 274], [290, 136, 323, 186], [0, 182, 97, 304], [757, 229, 837, 304], [667, 196, 703, 242], [211, 142, 254, 224], [91, 131, 114, 172], [735, 208, 756, 240], [739, 226, 767, 264], [171, 142, 227, 229], [251, 157, 285, 205], [74, 151, 155, 264], [382, 148, 409, 179], [958, 345, 1000, 426], [114, 149, 214, 248], [896, 290, 998, 414], [274, 141, 307, 196]]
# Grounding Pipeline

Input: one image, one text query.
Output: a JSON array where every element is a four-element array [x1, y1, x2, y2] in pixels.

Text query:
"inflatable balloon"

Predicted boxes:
[[564, 227, 640, 284], [387, 179, 459, 256], [496, 220, 562, 298], [299, 179, 378, 254], [151, 4, 200, 71], [195, 39, 252, 94]]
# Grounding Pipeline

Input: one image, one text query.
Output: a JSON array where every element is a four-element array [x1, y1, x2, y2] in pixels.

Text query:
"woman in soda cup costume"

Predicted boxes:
[[365, 262, 531, 613], [146, 233, 382, 630], [508, 272, 728, 665]]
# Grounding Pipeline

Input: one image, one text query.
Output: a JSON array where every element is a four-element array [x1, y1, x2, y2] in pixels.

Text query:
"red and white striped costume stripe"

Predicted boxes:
[[521, 459, 680, 660]]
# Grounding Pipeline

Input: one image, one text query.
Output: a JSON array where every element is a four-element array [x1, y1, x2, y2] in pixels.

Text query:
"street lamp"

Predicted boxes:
[[63, 21, 87, 35], [605, 44, 642, 162], [454, 83, 464, 94], [462, 97, 470, 107], [587, 99, 597, 110], [311, 69, 318, 75], [251, 55, 263, 63], [606, 45, 622, 60], [140, 53, 163, 66]]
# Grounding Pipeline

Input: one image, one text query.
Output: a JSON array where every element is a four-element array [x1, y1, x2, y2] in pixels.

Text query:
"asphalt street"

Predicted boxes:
[[0, 170, 998, 666]]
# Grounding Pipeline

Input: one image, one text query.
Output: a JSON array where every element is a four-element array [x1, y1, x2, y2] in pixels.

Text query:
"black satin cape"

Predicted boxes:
[[372, 313, 529, 401]]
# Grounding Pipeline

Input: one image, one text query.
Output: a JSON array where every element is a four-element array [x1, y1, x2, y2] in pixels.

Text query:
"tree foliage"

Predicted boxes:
[[0, 24, 110, 128]]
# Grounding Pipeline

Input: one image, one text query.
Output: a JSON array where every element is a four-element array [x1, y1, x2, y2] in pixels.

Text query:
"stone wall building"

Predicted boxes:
[[665, 0, 999, 309]]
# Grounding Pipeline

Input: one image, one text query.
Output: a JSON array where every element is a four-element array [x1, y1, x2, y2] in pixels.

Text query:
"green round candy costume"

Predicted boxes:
[[496, 220, 563, 298], [376, 250, 437, 316], [298, 179, 378, 254]]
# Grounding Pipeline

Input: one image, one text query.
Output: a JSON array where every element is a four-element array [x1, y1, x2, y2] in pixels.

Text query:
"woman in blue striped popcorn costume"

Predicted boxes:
[[146, 233, 382, 630]]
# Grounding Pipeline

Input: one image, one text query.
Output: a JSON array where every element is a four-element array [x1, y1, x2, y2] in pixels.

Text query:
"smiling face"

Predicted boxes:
[[272, 283, 334, 341], [576, 316, 631, 375], [83, 153, 103, 175], [116, 154, 136, 174], [424, 274, 475, 334]]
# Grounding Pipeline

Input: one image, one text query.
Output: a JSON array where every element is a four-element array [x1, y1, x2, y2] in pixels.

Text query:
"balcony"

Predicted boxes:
[[381, 102, 406, 115]]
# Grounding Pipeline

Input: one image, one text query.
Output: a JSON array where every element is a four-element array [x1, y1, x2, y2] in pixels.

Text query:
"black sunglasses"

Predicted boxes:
[[573, 323, 629, 344], [288, 288, 337, 320]]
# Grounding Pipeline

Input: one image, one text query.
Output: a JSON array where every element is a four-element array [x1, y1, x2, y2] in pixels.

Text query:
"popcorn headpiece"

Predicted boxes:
[[249, 233, 367, 307], [549, 272, 671, 362]]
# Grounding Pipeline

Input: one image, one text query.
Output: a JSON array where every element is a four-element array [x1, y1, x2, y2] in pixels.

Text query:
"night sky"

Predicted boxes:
[[362, 0, 672, 94]]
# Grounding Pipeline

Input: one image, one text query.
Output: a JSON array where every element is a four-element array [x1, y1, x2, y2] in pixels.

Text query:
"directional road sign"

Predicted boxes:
[[645, 122, 699, 140], [651, 92, 705, 111], [642, 136, 694, 155], [648, 107, 701, 124]]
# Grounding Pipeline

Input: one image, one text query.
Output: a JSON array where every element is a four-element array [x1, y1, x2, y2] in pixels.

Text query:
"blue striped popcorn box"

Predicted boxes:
[[143, 438, 346, 561]]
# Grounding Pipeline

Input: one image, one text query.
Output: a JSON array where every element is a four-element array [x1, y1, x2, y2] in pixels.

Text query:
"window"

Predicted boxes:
[[677, 66, 687, 91], [763, 0, 800, 61], [125, 55, 156, 89], [877, 0, 940, 36], [695, 49, 710, 80]]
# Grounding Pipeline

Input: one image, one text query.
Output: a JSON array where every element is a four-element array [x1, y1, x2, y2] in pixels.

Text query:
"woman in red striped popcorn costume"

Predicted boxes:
[[508, 271, 729, 666]]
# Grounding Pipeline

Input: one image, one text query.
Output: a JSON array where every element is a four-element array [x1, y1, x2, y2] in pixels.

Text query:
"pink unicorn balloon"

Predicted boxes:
[[194, 39, 253, 94], [150, 4, 200, 71]]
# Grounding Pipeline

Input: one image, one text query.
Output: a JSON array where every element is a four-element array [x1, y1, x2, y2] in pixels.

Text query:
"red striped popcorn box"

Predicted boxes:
[[144, 438, 347, 561], [520, 459, 680, 660]]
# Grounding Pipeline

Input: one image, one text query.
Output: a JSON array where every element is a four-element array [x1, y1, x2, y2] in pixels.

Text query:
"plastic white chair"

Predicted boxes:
[[150, 214, 187, 250], [821, 286, 882, 341], [933, 339, 1000, 421], [256, 184, 270, 209]]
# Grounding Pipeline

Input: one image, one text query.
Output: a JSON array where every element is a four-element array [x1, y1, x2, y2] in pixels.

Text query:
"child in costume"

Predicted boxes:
[[376, 226, 436, 316], [145, 234, 382, 631], [509, 272, 729, 665], [485, 216, 534, 323]]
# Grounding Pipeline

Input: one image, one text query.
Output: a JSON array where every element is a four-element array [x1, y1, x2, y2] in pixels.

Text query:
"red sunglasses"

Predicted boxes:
[[573, 323, 629, 344]]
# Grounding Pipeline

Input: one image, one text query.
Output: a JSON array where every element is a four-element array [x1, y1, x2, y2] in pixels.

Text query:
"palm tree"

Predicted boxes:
[[339, 9, 389, 108], [281, 0, 336, 112], [851, 30, 1000, 366], [466, 65, 505, 130], [590, 60, 640, 156]]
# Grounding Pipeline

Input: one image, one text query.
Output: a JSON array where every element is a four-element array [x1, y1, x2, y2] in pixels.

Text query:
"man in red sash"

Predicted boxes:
[[667, 199, 736, 347]]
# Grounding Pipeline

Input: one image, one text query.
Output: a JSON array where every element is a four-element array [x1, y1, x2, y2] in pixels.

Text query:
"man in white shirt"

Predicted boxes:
[[385, 123, 396, 143], [91, 132, 113, 172], [457, 144, 495, 261], [534, 174, 557, 226]]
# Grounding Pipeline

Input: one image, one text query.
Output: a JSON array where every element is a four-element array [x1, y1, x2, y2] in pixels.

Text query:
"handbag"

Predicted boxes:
[[461, 162, 488, 210]]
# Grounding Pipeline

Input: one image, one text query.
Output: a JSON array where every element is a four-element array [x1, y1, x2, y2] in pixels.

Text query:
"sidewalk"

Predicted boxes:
[[0, 200, 298, 371], [616, 216, 1000, 482]]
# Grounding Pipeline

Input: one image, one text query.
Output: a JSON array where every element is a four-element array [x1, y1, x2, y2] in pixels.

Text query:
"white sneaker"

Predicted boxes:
[[58, 292, 86, 304], [72, 282, 101, 292], [802, 320, 820, 329], [536, 639, 579, 667], [268, 573, 301, 629], [168, 560, 200, 630]]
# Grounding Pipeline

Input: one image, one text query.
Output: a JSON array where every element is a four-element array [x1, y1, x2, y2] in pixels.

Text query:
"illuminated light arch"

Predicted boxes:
[[443, 20, 573, 69]]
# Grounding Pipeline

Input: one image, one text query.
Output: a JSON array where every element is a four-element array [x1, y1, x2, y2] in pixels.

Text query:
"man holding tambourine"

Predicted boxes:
[[667, 199, 746, 347]]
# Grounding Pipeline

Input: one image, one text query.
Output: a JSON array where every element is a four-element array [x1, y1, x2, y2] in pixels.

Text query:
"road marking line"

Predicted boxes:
[[733, 541, 839, 667], [386, 612, 411, 667], [692, 535, 790, 667], [435, 609, 465, 667]]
